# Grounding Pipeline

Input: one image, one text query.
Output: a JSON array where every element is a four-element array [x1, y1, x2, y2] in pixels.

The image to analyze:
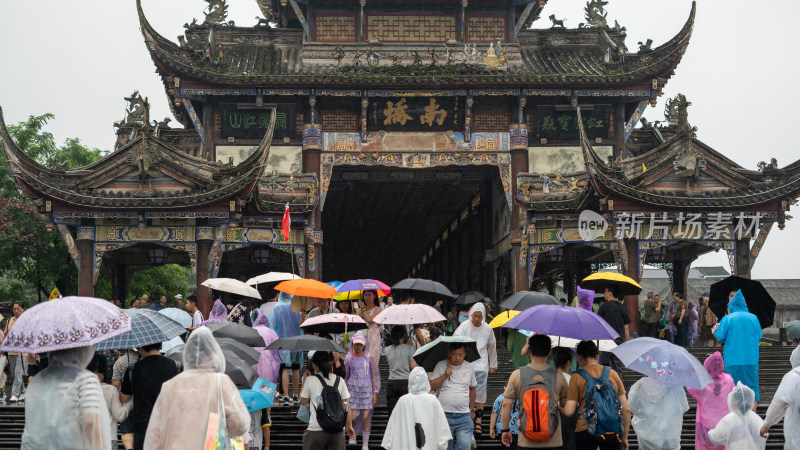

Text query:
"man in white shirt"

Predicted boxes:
[[299, 351, 354, 449], [186, 295, 204, 330], [430, 343, 476, 450]]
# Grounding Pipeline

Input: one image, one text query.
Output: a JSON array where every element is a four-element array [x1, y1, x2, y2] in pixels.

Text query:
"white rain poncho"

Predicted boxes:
[[628, 376, 689, 450], [21, 345, 111, 450], [381, 366, 452, 450], [144, 327, 250, 449], [763, 346, 800, 449], [708, 382, 766, 450], [453, 302, 497, 373]]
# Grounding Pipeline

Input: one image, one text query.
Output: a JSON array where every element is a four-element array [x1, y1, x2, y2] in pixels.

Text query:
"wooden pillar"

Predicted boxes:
[[77, 240, 94, 297], [303, 122, 323, 280], [735, 238, 752, 279], [510, 124, 529, 293], [563, 267, 575, 303], [110, 260, 128, 302], [613, 101, 625, 160], [623, 238, 640, 335], [202, 101, 214, 162], [196, 239, 212, 319]]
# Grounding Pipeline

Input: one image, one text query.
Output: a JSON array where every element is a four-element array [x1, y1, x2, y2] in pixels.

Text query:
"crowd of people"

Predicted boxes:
[[4, 284, 800, 450]]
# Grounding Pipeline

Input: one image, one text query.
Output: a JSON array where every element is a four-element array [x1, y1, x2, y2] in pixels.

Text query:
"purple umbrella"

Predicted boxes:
[[610, 337, 711, 389], [0, 296, 131, 354], [503, 304, 619, 341]]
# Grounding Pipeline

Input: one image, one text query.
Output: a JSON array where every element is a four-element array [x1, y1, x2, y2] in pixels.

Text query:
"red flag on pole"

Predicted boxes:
[[281, 202, 291, 242]]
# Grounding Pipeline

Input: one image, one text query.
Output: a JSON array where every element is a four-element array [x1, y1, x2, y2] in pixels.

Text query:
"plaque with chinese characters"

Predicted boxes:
[[367, 97, 464, 132], [220, 104, 296, 140], [536, 106, 610, 140]]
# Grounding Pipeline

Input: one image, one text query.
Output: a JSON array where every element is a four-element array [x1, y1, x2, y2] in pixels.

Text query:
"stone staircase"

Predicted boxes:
[[0, 344, 791, 449]]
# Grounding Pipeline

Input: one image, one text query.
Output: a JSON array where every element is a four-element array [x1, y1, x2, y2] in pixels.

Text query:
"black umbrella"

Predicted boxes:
[[455, 291, 490, 306], [216, 337, 260, 365], [266, 335, 346, 353], [392, 278, 454, 297], [709, 275, 776, 329], [412, 336, 480, 372], [206, 322, 266, 347], [500, 291, 560, 311], [166, 344, 258, 389]]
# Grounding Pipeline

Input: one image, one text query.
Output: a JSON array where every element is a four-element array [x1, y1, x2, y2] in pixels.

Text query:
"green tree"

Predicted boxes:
[[126, 264, 194, 306], [0, 114, 108, 302]]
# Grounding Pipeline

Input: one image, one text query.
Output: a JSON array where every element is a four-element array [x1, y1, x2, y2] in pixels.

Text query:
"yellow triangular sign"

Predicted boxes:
[[48, 287, 61, 300], [642, 163, 647, 173]]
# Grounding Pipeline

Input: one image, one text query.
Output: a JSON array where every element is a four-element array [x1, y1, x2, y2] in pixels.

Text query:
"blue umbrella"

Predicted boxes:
[[610, 337, 712, 389], [159, 308, 192, 328], [96, 308, 186, 351]]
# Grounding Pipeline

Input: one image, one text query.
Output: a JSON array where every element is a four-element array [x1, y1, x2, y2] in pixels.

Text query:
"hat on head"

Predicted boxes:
[[175, 294, 183, 300], [352, 332, 367, 346]]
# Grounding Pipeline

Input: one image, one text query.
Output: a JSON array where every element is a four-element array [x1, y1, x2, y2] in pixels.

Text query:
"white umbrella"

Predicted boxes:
[[246, 272, 300, 286], [373, 304, 446, 325], [202, 278, 262, 300]]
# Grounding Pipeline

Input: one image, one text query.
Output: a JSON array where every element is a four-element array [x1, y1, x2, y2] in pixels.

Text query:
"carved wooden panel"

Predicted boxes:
[[321, 112, 359, 132], [466, 15, 506, 42], [473, 113, 510, 132], [315, 15, 357, 42], [367, 15, 456, 43]]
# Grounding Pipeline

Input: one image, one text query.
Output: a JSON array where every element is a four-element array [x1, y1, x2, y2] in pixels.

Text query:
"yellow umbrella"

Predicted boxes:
[[581, 272, 643, 296], [489, 310, 521, 328]]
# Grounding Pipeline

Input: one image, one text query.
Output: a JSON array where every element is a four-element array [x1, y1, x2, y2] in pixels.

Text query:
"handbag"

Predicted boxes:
[[204, 374, 245, 450]]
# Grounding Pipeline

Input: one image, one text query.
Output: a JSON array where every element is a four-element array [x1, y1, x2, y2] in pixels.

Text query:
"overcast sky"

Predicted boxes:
[[1, 1, 798, 279]]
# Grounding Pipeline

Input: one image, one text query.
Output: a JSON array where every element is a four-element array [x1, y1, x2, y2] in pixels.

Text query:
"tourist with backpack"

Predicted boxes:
[[562, 341, 631, 450], [500, 334, 568, 449], [299, 350, 355, 450], [489, 385, 519, 449]]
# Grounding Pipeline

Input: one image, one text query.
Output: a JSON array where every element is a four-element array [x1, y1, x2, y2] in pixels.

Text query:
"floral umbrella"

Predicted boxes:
[[0, 296, 131, 354]]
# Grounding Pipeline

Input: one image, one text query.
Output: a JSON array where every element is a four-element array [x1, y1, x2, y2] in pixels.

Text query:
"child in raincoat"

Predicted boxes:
[[345, 331, 380, 450], [708, 382, 766, 450], [687, 351, 735, 450], [760, 346, 800, 449], [628, 376, 689, 450]]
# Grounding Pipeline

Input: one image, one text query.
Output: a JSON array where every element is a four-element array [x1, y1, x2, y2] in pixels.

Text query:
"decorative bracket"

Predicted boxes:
[[624, 100, 648, 143]]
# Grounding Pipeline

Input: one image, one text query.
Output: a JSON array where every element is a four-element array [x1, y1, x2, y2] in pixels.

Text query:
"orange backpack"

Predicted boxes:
[[518, 366, 559, 441]]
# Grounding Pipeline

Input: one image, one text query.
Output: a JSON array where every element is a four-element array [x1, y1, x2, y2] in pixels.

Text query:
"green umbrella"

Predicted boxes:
[[785, 320, 800, 339], [413, 336, 479, 372]]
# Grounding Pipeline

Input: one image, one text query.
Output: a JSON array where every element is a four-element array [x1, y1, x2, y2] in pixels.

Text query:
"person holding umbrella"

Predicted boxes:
[[429, 342, 477, 450], [714, 290, 763, 406], [269, 292, 304, 407], [453, 302, 497, 437], [357, 290, 383, 368]]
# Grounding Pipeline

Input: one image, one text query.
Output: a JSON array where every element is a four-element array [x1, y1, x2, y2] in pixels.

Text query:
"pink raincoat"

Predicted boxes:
[[252, 312, 280, 383], [200, 299, 228, 326], [686, 352, 735, 450]]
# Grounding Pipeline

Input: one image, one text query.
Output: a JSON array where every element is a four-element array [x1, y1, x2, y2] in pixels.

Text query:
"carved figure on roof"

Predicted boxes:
[[255, 16, 271, 27], [664, 93, 698, 135], [673, 144, 706, 179], [757, 158, 779, 174], [255, 0, 274, 24], [411, 51, 423, 67], [49, 157, 69, 172], [584, 0, 609, 28], [638, 39, 653, 53], [429, 48, 437, 66], [127, 142, 160, 181], [366, 48, 381, 69], [334, 46, 346, 66], [352, 49, 364, 67], [549, 15, 566, 28], [117, 91, 149, 127], [612, 20, 626, 33], [204, 0, 229, 25], [184, 18, 199, 29]]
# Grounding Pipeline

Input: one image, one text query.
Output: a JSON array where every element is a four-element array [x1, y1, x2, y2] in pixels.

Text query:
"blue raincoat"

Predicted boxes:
[[268, 292, 302, 338], [714, 290, 762, 401]]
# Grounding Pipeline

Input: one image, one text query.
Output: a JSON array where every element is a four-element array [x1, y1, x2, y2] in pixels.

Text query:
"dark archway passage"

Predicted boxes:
[[321, 166, 504, 294]]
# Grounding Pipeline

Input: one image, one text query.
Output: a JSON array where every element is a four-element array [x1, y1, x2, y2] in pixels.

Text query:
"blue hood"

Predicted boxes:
[[728, 290, 749, 313]]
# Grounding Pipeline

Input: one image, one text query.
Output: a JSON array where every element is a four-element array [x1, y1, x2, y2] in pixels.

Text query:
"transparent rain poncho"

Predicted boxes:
[[708, 382, 766, 450], [252, 312, 280, 383], [21, 345, 111, 450], [381, 367, 452, 450], [628, 376, 689, 450], [687, 351, 735, 450], [144, 327, 250, 449], [763, 346, 800, 449], [268, 293, 302, 338], [453, 302, 498, 373]]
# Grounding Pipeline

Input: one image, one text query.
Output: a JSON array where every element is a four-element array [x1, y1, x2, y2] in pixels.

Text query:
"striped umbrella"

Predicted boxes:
[[96, 308, 186, 351]]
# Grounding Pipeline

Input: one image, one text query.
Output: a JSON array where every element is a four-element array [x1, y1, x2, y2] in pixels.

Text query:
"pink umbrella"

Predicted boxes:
[[0, 296, 132, 354], [300, 313, 367, 334], [373, 304, 446, 325]]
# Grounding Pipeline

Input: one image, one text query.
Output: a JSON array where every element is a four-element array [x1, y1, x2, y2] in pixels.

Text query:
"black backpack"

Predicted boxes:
[[314, 374, 347, 433]]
